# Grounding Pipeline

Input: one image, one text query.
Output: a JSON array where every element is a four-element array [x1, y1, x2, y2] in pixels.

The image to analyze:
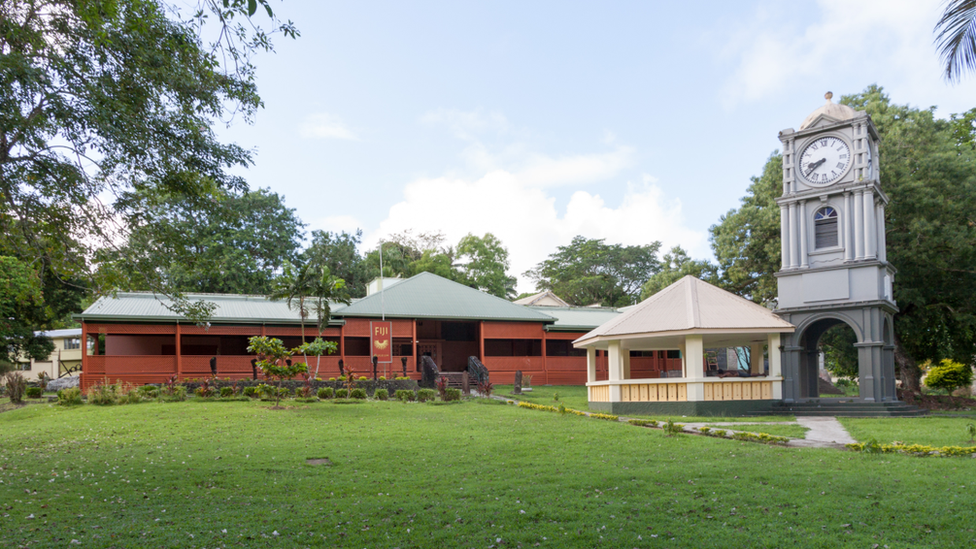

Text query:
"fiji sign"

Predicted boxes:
[[370, 321, 393, 363]]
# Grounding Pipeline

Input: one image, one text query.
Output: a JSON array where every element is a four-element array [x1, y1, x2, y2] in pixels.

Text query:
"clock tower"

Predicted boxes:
[[774, 92, 898, 403]]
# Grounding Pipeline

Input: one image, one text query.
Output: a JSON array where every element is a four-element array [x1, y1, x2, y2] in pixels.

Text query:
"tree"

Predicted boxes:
[[709, 153, 784, 305], [365, 230, 467, 283], [270, 261, 351, 364], [304, 230, 371, 298], [640, 246, 719, 300], [818, 324, 859, 380], [297, 337, 339, 380], [0, 0, 297, 321], [526, 236, 661, 307], [924, 359, 974, 394], [0, 256, 54, 364], [108, 188, 304, 295], [456, 233, 518, 299], [246, 336, 307, 408], [935, 0, 976, 82]]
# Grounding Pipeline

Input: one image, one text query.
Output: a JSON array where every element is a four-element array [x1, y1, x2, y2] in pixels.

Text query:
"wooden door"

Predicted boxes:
[[417, 342, 442, 371]]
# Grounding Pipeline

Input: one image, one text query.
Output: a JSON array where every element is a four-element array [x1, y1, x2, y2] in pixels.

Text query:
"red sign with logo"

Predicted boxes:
[[370, 321, 393, 363]]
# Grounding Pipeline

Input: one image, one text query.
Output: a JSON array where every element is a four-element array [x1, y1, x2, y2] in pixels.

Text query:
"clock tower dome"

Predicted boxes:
[[774, 92, 898, 403]]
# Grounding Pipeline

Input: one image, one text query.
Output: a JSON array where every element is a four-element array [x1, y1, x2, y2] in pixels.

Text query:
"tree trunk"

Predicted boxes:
[[894, 332, 921, 393]]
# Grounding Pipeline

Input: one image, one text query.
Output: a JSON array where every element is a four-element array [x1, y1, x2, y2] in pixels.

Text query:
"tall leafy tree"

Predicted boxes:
[[0, 0, 297, 321], [107, 188, 304, 295], [710, 153, 784, 305], [304, 230, 371, 298], [640, 246, 719, 301], [0, 256, 54, 365], [526, 236, 661, 307], [456, 233, 517, 299]]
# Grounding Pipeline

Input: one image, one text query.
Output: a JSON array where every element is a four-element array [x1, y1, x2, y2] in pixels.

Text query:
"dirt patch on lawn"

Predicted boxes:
[[899, 389, 976, 411]]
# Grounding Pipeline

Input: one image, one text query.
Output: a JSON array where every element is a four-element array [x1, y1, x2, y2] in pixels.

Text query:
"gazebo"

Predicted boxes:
[[575, 276, 796, 416]]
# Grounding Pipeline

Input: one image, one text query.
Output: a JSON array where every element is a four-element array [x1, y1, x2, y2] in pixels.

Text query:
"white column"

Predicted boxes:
[[780, 205, 790, 269], [682, 335, 704, 380], [863, 188, 876, 259], [608, 341, 623, 382], [788, 202, 799, 268], [768, 333, 782, 399], [843, 192, 853, 261], [750, 343, 763, 375], [798, 200, 808, 268], [586, 347, 596, 384], [876, 203, 887, 262], [853, 190, 864, 259]]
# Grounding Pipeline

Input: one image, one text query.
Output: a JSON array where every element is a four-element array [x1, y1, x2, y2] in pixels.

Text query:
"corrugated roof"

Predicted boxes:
[[513, 290, 570, 307], [529, 306, 620, 332], [335, 272, 556, 322], [575, 276, 794, 345], [34, 328, 82, 338], [77, 292, 345, 325]]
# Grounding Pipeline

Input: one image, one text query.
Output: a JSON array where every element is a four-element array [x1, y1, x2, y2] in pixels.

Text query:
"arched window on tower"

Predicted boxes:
[[814, 207, 838, 249]]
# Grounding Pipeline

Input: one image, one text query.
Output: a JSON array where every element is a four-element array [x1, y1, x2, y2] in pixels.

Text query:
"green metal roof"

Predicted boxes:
[[334, 272, 556, 323], [528, 306, 622, 332], [76, 292, 345, 326]]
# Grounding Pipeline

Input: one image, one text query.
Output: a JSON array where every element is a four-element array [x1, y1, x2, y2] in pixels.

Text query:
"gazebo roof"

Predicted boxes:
[[575, 276, 794, 346]]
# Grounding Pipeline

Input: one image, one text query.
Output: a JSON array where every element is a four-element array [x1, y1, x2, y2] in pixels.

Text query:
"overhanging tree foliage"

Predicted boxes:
[[526, 236, 661, 307], [640, 246, 719, 301], [0, 0, 297, 321]]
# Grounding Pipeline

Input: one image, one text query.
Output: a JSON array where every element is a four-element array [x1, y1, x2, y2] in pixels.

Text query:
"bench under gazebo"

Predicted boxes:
[[575, 276, 795, 416]]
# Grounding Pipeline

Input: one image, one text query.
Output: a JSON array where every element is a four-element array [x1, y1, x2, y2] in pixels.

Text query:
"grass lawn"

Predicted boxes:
[[1, 398, 974, 548], [704, 424, 809, 439], [839, 416, 976, 447], [496, 384, 794, 423]]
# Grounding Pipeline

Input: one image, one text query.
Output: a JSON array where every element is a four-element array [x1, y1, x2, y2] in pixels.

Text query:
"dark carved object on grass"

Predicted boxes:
[[513, 370, 522, 394], [250, 359, 258, 380], [209, 356, 217, 377], [467, 356, 490, 385], [420, 355, 439, 389]]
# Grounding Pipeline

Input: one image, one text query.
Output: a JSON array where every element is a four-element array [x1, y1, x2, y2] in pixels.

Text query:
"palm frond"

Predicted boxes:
[[935, 0, 976, 82]]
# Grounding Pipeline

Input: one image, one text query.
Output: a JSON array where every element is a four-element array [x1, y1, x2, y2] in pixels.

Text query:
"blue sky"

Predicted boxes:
[[213, 0, 976, 292]]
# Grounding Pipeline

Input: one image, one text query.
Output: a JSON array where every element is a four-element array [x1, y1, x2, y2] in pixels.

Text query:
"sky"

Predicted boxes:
[[211, 0, 976, 293]]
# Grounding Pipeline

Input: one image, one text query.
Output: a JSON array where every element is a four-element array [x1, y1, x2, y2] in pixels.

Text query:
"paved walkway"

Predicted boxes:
[[646, 417, 857, 449]]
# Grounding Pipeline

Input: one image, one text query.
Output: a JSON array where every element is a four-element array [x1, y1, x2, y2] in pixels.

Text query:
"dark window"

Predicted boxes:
[[814, 207, 839, 249], [344, 337, 370, 356], [485, 339, 542, 357], [666, 350, 681, 359], [393, 338, 413, 356], [546, 340, 586, 357], [441, 322, 477, 342], [629, 350, 656, 357]]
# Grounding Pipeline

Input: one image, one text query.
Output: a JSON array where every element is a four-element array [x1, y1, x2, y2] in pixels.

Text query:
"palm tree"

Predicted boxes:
[[935, 0, 976, 82]]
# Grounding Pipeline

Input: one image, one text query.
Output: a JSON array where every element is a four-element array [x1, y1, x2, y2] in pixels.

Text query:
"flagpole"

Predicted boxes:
[[379, 241, 385, 321]]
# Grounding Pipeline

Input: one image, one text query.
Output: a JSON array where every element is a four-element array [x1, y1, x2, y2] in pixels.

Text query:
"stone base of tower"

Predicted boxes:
[[776, 300, 898, 404]]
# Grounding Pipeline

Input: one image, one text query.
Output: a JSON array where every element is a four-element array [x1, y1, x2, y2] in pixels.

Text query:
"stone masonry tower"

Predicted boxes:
[[774, 93, 898, 402]]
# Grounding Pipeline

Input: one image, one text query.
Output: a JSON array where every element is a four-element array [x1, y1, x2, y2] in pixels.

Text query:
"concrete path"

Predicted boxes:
[[647, 417, 857, 449]]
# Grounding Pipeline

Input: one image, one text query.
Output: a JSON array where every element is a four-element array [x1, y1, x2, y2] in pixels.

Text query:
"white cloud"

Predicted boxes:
[[300, 113, 360, 141], [721, 0, 946, 108], [420, 108, 510, 140], [364, 170, 706, 293], [308, 215, 362, 235]]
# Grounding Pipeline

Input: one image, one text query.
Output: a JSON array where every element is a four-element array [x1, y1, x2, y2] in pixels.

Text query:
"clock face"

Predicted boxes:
[[799, 136, 851, 185]]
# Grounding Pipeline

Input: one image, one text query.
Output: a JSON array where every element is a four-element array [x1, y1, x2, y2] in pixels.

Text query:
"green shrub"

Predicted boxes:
[[278, 387, 291, 397], [26, 386, 44, 398], [243, 386, 258, 398], [358, 376, 368, 381], [925, 359, 974, 393], [379, 376, 386, 381], [443, 387, 461, 402], [328, 377, 336, 382], [123, 389, 142, 404], [4, 373, 27, 403], [317, 387, 334, 399], [395, 389, 415, 402], [374, 388, 389, 401], [86, 383, 119, 405], [162, 385, 187, 402], [57, 387, 83, 406], [350, 388, 367, 400], [417, 388, 436, 402], [395, 376, 409, 380], [663, 418, 684, 437], [137, 385, 160, 398], [220, 386, 235, 398], [336, 388, 349, 398]]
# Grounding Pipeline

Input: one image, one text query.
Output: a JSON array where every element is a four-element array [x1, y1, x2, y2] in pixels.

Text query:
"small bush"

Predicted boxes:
[[336, 388, 349, 399], [137, 385, 160, 398], [86, 383, 119, 405], [163, 385, 187, 402], [396, 389, 415, 402], [443, 387, 461, 402], [358, 376, 368, 381], [374, 388, 389, 401], [4, 373, 27, 403], [925, 359, 974, 393], [395, 376, 409, 380], [26, 386, 44, 398], [417, 388, 436, 402], [243, 386, 258, 398], [57, 387, 83, 406], [220, 386, 235, 398], [663, 418, 684, 437], [317, 387, 334, 399], [350, 388, 367, 400], [379, 376, 386, 381], [329, 377, 336, 382], [122, 389, 142, 404], [477, 380, 494, 397]]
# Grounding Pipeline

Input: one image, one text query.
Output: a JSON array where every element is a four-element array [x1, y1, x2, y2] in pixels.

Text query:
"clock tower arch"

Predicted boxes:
[[775, 92, 898, 403]]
